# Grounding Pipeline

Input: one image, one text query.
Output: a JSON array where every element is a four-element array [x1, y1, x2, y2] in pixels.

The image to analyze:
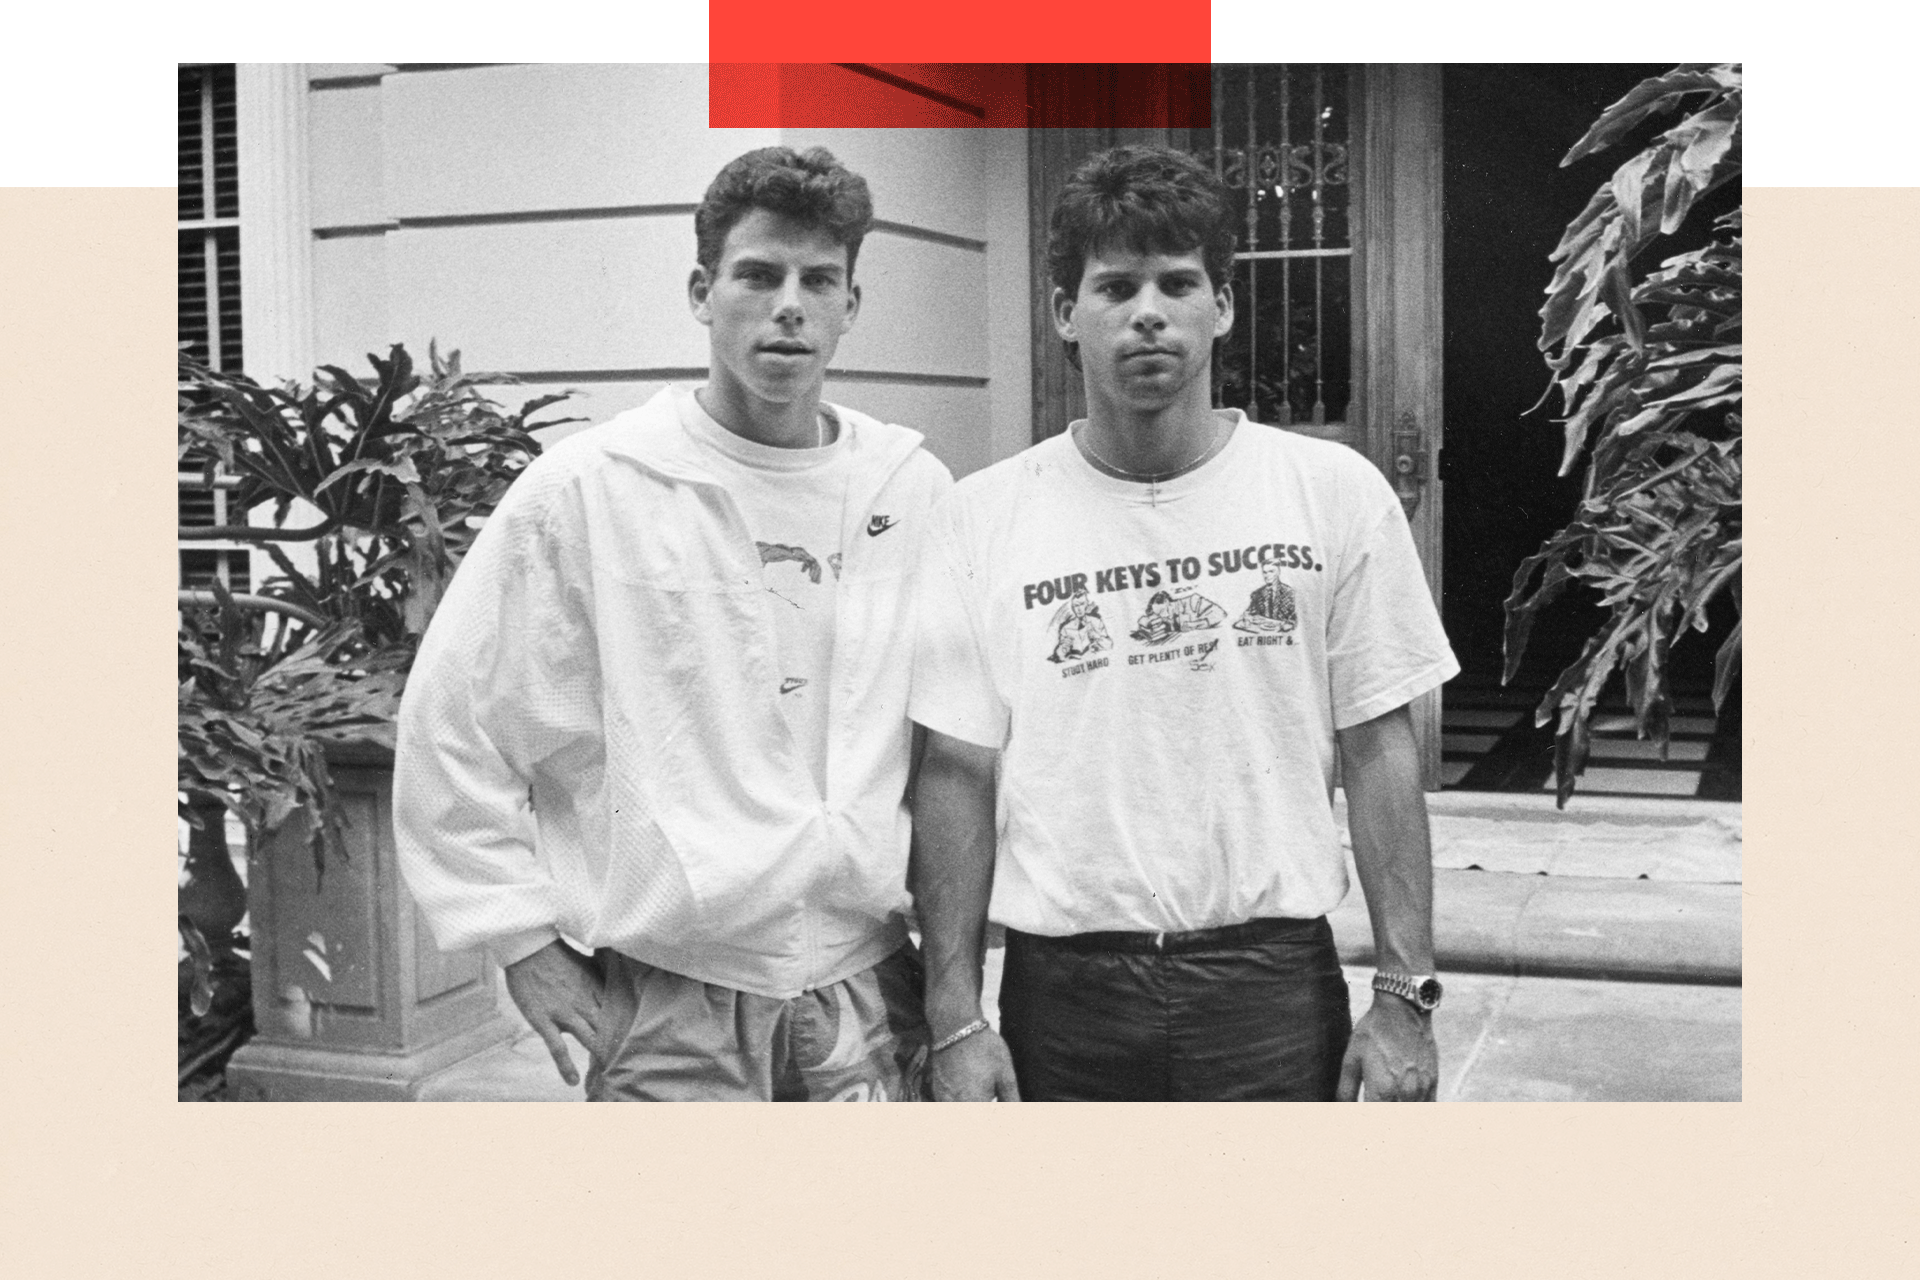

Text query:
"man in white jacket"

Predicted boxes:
[[395, 147, 953, 1100]]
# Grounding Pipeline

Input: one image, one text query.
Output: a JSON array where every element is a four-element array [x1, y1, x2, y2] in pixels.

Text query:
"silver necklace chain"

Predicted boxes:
[[1076, 418, 1228, 493]]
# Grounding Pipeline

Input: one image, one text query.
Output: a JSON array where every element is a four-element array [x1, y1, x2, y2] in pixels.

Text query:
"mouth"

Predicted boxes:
[[1122, 346, 1180, 361], [758, 341, 814, 357]]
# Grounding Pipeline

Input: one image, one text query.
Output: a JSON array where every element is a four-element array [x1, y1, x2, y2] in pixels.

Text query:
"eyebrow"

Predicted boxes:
[[728, 255, 846, 278], [1086, 263, 1204, 283]]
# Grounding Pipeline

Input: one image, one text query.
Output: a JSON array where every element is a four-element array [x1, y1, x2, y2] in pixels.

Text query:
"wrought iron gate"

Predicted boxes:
[[1203, 65, 1355, 435]]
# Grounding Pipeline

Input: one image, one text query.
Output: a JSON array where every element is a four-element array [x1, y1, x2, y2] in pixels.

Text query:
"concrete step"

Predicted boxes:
[[1416, 790, 1742, 883], [1330, 788, 1741, 984], [1330, 866, 1741, 984]]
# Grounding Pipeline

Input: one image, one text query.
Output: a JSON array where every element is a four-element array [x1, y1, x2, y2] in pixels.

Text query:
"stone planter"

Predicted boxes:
[[226, 742, 513, 1100]]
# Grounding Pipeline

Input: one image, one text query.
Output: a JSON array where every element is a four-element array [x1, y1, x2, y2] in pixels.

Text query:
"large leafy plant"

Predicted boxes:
[[177, 343, 576, 1093], [178, 343, 575, 854], [1504, 64, 1741, 805]]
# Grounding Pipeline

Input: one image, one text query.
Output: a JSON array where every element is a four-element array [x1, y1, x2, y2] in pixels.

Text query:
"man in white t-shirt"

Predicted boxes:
[[909, 145, 1457, 1101], [395, 147, 952, 1100]]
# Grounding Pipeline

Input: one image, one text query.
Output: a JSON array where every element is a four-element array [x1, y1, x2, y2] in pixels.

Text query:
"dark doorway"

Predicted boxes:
[[1441, 63, 1669, 682], [1438, 65, 1740, 799]]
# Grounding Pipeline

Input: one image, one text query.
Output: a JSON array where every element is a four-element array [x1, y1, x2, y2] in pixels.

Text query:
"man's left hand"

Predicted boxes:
[[1336, 995, 1438, 1101]]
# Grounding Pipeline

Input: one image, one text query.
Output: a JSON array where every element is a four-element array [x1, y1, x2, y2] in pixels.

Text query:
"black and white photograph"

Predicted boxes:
[[172, 61, 1745, 1105], [9, 0, 1920, 1266]]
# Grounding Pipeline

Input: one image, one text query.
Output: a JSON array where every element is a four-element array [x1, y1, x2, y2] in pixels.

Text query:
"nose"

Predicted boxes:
[[1130, 285, 1168, 332], [774, 275, 806, 325]]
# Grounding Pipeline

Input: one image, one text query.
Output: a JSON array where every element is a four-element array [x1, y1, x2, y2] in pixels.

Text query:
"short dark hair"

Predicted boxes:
[[695, 146, 875, 277], [1047, 145, 1237, 296]]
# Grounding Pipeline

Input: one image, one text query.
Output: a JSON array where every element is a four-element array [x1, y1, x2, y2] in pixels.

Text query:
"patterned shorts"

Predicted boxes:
[[584, 944, 931, 1102]]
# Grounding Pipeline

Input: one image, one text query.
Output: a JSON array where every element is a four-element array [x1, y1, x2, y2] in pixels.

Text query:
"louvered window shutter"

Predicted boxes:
[[179, 64, 250, 594]]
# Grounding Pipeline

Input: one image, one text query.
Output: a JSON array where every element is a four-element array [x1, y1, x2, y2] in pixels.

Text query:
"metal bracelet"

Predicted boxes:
[[930, 1018, 991, 1053]]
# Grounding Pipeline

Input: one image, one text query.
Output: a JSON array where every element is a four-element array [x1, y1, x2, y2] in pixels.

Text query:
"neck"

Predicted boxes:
[[1081, 381, 1222, 477], [697, 374, 828, 450]]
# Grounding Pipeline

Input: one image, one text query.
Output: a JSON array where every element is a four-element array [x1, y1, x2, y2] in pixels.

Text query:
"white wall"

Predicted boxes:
[[301, 63, 1032, 478]]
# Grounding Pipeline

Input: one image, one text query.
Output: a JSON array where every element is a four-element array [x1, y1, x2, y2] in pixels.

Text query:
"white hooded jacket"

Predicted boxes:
[[393, 387, 952, 998]]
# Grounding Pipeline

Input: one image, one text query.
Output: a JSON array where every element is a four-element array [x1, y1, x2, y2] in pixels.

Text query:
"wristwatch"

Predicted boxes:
[[1372, 971, 1444, 1013]]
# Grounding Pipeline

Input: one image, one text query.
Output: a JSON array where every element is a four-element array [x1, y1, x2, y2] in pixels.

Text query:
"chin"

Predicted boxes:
[[1113, 379, 1189, 410], [737, 366, 813, 398]]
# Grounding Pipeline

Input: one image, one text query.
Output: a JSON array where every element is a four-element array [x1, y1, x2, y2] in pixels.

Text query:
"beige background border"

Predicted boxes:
[[0, 174, 1910, 1273]]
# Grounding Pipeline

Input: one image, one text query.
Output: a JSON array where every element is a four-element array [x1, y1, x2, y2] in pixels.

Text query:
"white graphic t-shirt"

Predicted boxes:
[[680, 388, 849, 795], [910, 410, 1460, 936]]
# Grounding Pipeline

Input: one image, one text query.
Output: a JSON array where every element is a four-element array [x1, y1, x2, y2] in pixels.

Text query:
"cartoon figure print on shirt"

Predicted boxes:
[[1129, 587, 1226, 645], [757, 540, 837, 698], [1233, 560, 1297, 635], [757, 541, 824, 585], [1019, 541, 1319, 677], [1050, 588, 1112, 663]]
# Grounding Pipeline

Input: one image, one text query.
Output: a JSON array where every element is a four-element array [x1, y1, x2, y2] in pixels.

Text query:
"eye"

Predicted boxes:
[[1096, 279, 1135, 300]]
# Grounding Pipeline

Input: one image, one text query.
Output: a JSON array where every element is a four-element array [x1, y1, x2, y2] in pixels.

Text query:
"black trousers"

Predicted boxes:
[[998, 916, 1352, 1101]]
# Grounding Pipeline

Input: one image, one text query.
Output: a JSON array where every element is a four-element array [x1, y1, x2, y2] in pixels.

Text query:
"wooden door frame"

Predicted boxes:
[[1354, 65, 1446, 789]]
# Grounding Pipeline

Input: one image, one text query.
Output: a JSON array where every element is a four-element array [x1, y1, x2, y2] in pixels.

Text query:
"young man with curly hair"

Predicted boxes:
[[396, 147, 951, 1101], [910, 145, 1457, 1101]]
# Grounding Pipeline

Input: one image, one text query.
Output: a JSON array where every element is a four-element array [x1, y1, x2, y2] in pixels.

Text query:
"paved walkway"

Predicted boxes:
[[420, 790, 1741, 1102]]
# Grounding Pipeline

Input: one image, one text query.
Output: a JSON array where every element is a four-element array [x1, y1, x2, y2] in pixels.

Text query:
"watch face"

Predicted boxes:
[[1416, 978, 1443, 1008]]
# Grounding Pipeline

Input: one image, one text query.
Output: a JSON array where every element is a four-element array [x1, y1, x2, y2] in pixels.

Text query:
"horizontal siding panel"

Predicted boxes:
[[776, 64, 982, 129], [309, 64, 395, 85], [861, 64, 1028, 124], [836, 232, 987, 380], [785, 124, 989, 244], [373, 216, 988, 381], [311, 234, 390, 371], [382, 216, 705, 372], [823, 379, 992, 480], [499, 379, 676, 443], [308, 82, 385, 229], [382, 64, 779, 219]]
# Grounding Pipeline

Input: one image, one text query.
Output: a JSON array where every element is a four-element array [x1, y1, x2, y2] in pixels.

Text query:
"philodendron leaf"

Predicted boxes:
[[1611, 148, 1654, 247], [314, 455, 423, 497], [1603, 260, 1646, 353], [1660, 362, 1741, 408], [1561, 67, 1732, 166], [1659, 137, 1702, 236], [1713, 619, 1743, 712], [1664, 113, 1737, 235], [180, 917, 216, 1018]]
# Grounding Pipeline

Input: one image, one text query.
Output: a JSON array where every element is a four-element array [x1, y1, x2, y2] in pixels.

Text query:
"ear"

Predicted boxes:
[[843, 279, 862, 330], [688, 266, 713, 326], [1050, 285, 1078, 342], [1212, 280, 1235, 340]]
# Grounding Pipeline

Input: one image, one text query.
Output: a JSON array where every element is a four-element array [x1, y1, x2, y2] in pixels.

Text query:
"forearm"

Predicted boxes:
[[393, 647, 556, 960], [907, 729, 1001, 1036], [1338, 704, 1435, 973]]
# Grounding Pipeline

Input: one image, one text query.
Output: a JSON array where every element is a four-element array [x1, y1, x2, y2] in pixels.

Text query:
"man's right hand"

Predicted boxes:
[[927, 1028, 1021, 1101], [503, 940, 605, 1087]]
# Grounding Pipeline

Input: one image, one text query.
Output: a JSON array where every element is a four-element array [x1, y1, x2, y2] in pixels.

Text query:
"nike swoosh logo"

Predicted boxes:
[[866, 515, 897, 537], [780, 677, 807, 695]]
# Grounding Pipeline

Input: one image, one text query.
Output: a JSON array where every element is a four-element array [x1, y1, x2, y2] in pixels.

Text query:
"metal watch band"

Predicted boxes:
[[1372, 971, 1442, 1011]]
